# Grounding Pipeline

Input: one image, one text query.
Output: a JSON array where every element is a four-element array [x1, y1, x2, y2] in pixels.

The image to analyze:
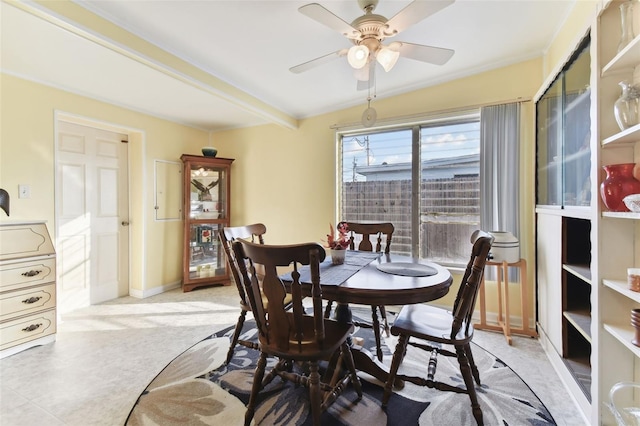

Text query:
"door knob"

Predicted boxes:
[[121, 221, 130, 226]]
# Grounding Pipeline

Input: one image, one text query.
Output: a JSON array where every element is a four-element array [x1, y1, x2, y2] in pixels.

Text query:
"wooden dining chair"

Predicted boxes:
[[219, 223, 293, 365], [232, 239, 362, 426], [381, 230, 494, 426], [324, 221, 395, 362]]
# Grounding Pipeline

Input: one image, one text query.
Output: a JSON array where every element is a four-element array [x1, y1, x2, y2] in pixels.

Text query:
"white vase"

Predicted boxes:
[[489, 231, 520, 264], [330, 249, 346, 265]]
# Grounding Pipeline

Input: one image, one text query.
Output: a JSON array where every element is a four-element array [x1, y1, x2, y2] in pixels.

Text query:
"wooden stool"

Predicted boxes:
[[476, 258, 538, 345]]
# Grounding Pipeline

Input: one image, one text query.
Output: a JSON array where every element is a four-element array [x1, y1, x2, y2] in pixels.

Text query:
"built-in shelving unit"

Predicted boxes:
[[596, 2, 640, 422], [536, 1, 640, 423], [535, 0, 640, 421]]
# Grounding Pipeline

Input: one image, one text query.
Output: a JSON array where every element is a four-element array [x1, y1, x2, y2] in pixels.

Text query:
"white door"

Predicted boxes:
[[56, 121, 129, 313]]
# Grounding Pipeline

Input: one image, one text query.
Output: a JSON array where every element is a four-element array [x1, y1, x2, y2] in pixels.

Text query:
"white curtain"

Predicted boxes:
[[480, 103, 521, 280], [480, 102, 521, 237]]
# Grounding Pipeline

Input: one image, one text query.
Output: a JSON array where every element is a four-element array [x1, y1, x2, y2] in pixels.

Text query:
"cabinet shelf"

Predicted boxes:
[[603, 279, 640, 303], [602, 211, 640, 219], [563, 263, 592, 284], [564, 356, 592, 402], [602, 123, 640, 147], [603, 323, 640, 358], [564, 310, 592, 342], [601, 34, 640, 77]]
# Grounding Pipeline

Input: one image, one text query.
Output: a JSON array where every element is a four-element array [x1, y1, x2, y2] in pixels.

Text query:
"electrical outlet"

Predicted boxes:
[[18, 184, 30, 199]]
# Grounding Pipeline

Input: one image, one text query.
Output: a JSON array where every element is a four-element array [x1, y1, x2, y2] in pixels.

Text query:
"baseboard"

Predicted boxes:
[[129, 281, 181, 299]]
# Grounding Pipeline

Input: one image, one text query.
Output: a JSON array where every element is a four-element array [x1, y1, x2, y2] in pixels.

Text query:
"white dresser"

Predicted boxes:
[[0, 221, 56, 358]]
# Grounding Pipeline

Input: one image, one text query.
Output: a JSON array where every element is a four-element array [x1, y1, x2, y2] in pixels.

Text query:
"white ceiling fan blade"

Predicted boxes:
[[299, 3, 359, 39], [384, 0, 455, 36], [392, 41, 454, 66], [289, 48, 348, 74]]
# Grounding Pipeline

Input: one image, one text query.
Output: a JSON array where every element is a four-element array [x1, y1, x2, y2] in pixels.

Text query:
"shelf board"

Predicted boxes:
[[603, 279, 640, 303], [564, 310, 592, 342], [602, 34, 640, 77], [535, 206, 592, 219], [603, 323, 640, 358], [602, 123, 640, 146], [602, 211, 640, 219], [563, 264, 592, 284]]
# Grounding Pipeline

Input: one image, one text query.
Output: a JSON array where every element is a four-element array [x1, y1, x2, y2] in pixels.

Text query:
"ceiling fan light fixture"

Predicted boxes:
[[354, 64, 370, 81], [377, 46, 400, 72], [347, 45, 370, 69]]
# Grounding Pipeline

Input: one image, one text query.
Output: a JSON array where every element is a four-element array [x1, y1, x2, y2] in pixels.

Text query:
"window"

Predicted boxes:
[[339, 112, 480, 267]]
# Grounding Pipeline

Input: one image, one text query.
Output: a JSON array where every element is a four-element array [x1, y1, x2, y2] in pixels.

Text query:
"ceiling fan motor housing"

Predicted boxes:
[[350, 14, 391, 53]]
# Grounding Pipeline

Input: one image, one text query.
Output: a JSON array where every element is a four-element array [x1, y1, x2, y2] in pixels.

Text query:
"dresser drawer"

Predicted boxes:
[[0, 222, 55, 261], [0, 257, 56, 293], [0, 309, 56, 350], [0, 283, 56, 321]]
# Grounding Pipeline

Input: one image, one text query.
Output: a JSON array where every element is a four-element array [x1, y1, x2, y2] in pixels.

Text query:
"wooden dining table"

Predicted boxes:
[[282, 250, 453, 385]]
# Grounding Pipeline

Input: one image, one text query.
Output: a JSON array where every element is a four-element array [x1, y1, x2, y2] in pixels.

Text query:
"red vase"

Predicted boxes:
[[600, 163, 640, 212]]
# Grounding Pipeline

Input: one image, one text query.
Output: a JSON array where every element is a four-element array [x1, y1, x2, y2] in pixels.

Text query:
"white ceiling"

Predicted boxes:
[[1, 0, 576, 132]]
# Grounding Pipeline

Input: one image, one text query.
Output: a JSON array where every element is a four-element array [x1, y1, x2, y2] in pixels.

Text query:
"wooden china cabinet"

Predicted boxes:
[[180, 154, 234, 292]]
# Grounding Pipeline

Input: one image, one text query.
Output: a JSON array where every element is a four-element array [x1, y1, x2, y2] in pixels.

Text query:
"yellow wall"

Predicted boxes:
[[0, 74, 208, 295]]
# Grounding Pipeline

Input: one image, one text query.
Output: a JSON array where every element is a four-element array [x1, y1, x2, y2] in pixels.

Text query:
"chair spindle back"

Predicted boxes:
[[232, 239, 327, 353], [451, 230, 494, 338], [345, 222, 394, 253], [220, 223, 267, 308]]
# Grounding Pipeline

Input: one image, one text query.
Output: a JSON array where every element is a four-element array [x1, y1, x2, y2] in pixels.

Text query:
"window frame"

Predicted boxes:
[[336, 109, 480, 266]]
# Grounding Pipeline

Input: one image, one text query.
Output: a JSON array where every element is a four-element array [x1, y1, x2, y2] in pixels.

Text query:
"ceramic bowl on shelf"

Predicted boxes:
[[623, 194, 640, 212], [201, 146, 217, 157]]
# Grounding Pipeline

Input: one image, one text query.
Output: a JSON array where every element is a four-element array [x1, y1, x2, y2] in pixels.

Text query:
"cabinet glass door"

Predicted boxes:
[[536, 37, 591, 207], [563, 44, 591, 207], [188, 223, 225, 280], [189, 165, 228, 220], [537, 77, 563, 206]]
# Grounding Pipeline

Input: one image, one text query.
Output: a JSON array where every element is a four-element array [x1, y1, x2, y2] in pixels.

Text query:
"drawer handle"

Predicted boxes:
[[22, 296, 42, 304], [21, 270, 42, 277], [22, 323, 42, 332]]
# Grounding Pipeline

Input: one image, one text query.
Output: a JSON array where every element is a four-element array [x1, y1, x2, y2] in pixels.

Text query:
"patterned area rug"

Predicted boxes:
[[126, 312, 555, 425]]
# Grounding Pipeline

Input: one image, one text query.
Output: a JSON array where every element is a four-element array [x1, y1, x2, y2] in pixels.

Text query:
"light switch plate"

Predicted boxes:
[[18, 184, 30, 199]]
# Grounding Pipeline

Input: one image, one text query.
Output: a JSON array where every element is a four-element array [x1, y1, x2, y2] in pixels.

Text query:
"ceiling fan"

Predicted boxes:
[[289, 0, 456, 85]]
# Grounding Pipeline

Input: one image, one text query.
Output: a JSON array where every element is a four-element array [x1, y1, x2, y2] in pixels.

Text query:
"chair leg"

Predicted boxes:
[[464, 343, 481, 386], [245, 352, 267, 426], [324, 300, 333, 319], [371, 305, 383, 361], [456, 345, 484, 426], [308, 361, 322, 426], [378, 305, 390, 337], [226, 309, 248, 364], [323, 349, 341, 386], [340, 341, 362, 398], [382, 333, 409, 408]]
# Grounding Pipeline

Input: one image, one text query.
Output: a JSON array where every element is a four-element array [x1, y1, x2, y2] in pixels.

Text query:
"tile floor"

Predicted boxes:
[[0, 285, 588, 425]]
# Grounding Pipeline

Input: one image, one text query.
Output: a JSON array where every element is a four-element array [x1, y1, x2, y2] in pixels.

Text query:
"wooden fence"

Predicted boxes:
[[341, 176, 480, 264]]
